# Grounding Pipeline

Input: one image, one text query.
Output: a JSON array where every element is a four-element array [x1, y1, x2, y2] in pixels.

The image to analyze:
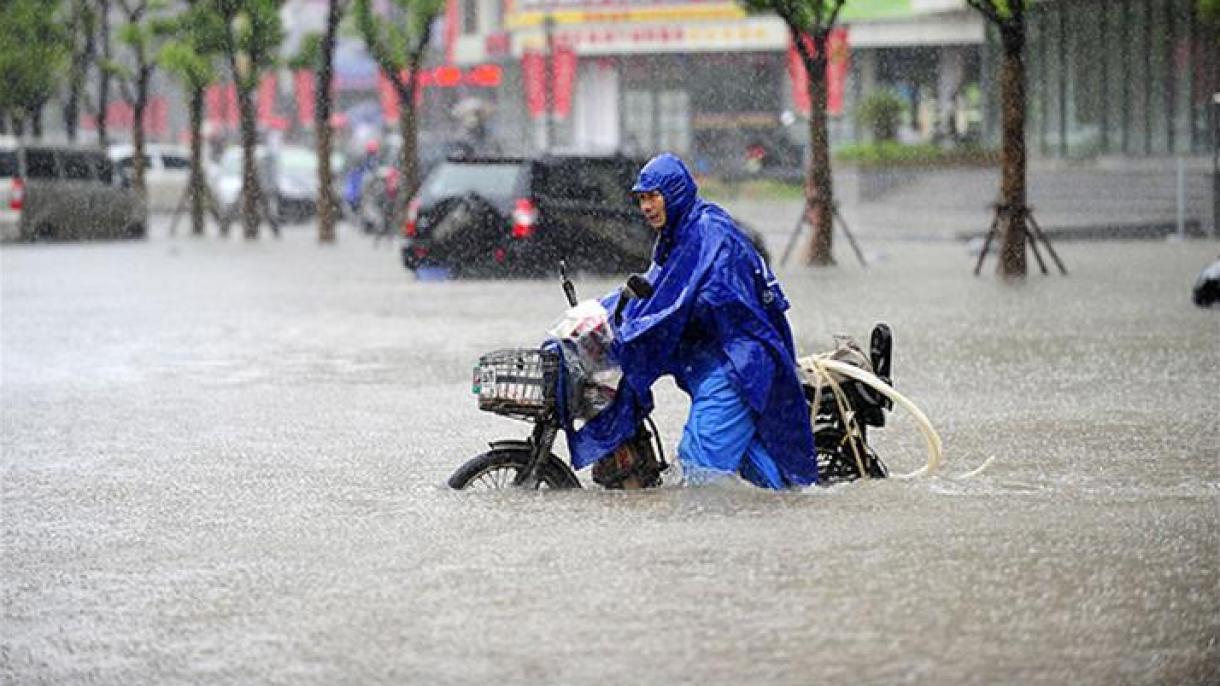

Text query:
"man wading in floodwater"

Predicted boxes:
[[572, 153, 819, 489]]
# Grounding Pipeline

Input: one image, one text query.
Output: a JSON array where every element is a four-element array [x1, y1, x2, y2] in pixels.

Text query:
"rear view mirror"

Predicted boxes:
[[613, 273, 653, 326], [623, 273, 653, 300]]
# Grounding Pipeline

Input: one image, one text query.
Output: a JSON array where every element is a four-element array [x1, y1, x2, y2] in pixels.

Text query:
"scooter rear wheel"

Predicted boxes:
[[447, 448, 581, 490]]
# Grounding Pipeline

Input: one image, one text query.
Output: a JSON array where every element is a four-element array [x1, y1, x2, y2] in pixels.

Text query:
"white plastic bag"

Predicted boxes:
[[547, 300, 622, 420]]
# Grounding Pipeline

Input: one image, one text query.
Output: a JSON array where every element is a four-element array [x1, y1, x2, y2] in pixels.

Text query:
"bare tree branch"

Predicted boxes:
[[965, 0, 1003, 25], [825, 0, 845, 29]]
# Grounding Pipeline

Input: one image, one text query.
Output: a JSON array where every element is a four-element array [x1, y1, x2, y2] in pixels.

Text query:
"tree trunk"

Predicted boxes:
[[188, 84, 206, 236], [236, 79, 261, 239], [803, 31, 835, 266], [131, 70, 149, 200], [316, 0, 341, 244], [997, 20, 1029, 278], [393, 73, 421, 231], [30, 104, 44, 138], [65, 1, 94, 143], [97, 0, 111, 147]]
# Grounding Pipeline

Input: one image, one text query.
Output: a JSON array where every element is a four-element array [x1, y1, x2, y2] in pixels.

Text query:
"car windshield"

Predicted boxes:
[[219, 149, 244, 175], [419, 162, 522, 204], [280, 148, 344, 174], [0, 151, 16, 178]]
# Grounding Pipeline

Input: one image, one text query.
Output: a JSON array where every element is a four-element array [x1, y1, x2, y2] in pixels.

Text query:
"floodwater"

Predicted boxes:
[[2, 223, 1217, 685]]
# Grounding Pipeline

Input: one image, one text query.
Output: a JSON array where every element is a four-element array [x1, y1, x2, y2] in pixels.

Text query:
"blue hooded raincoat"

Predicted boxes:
[[564, 153, 818, 488]]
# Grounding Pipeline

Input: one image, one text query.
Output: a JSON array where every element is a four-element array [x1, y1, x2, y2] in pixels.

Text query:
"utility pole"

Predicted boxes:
[[1212, 92, 1219, 238], [543, 14, 555, 152]]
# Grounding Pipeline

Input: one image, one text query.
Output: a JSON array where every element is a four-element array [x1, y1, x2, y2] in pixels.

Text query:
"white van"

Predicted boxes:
[[1, 136, 148, 242]]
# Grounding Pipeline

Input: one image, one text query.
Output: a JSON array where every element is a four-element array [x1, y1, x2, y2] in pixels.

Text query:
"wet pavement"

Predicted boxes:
[[2, 221, 1218, 685]]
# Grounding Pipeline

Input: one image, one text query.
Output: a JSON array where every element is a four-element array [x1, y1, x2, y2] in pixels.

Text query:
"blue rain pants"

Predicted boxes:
[[678, 363, 785, 489]]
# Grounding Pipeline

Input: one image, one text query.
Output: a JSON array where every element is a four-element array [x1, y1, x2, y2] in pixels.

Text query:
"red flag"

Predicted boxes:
[[205, 84, 224, 127], [444, 0, 459, 65], [787, 27, 850, 116], [522, 51, 546, 118], [378, 70, 400, 123], [294, 70, 316, 127], [551, 44, 577, 119], [256, 74, 278, 126], [145, 96, 167, 137], [224, 83, 239, 128], [109, 100, 133, 128], [827, 28, 850, 116]]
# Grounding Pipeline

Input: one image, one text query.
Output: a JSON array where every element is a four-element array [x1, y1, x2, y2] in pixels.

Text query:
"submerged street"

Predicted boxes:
[[2, 222, 1217, 684]]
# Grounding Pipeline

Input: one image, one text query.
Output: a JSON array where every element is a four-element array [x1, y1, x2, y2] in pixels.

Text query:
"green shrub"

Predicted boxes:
[[854, 90, 905, 142], [834, 141, 999, 167]]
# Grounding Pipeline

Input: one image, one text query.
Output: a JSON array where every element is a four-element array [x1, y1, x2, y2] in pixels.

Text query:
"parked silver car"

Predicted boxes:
[[107, 143, 191, 213], [1, 136, 148, 242], [209, 144, 344, 224]]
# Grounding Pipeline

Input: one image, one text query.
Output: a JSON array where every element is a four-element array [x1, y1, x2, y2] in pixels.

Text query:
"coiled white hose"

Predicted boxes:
[[802, 357, 944, 479]]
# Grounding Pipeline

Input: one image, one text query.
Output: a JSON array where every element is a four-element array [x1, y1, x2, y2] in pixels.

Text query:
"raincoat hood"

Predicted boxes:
[[631, 153, 698, 229], [564, 156, 819, 487]]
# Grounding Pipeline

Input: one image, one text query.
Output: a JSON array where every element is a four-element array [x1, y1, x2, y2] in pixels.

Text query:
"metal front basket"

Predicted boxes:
[[473, 347, 560, 420]]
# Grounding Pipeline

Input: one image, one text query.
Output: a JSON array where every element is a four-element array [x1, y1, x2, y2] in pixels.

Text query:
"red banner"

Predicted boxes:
[[552, 44, 576, 119], [377, 69, 429, 124], [204, 83, 239, 129], [378, 70, 401, 123], [205, 84, 223, 127], [444, 0, 459, 65], [256, 74, 278, 126], [787, 27, 849, 116], [224, 83, 239, 127], [521, 47, 577, 119], [81, 97, 167, 136], [294, 70, 315, 127], [522, 51, 546, 118]]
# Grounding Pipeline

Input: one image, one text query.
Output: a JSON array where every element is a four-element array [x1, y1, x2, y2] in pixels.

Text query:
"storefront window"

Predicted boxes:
[[993, 0, 1214, 157], [1102, 4, 1126, 154], [1193, 9, 1220, 155], [623, 90, 653, 154], [1147, 0, 1172, 154], [1172, 0, 1195, 154], [1067, 0, 1103, 156], [462, 0, 478, 35], [657, 90, 690, 154]]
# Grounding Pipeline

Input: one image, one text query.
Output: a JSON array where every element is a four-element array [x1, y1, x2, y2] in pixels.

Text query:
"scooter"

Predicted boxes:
[[447, 264, 899, 490]]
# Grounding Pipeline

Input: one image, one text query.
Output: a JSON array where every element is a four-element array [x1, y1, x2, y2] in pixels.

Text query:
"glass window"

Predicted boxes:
[[24, 149, 57, 178], [657, 90, 690, 154], [1127, 0, 1150, 154], [1170, 0, 1194, 154], [537, 159, 635, 208], [462, 0, 478, 35], [161, 154, 190, 170], [623, 90, 653, 155], [1147, 0, 1171, 154], [62, 152, 94, 180], [1066, 0, 1103, 156], [0, 151, 16, 178], [418, 161, 523, 204], [1102, 4, 1126, 154], [1192, 2, 1220, 154], [98, 157, 115, 184], [116, 154, 151, 170]]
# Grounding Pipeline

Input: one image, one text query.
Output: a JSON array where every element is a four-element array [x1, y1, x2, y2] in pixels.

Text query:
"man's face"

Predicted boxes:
[[636, 190, 666, 231]]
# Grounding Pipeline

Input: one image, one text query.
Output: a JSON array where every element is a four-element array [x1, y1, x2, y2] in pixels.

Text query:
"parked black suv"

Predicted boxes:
[[401, 154, 656, 278]]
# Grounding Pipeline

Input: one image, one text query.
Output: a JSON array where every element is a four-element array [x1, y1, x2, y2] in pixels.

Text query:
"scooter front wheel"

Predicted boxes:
[[447, 447, 581, 490]]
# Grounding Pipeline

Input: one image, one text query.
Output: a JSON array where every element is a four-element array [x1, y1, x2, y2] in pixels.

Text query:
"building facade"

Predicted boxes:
[[1007, 0, 1219, 158], [448, 0, 990, 175]]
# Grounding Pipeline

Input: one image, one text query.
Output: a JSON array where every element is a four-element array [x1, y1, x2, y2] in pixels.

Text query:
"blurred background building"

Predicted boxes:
[[68, 0, 1218, 180]]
